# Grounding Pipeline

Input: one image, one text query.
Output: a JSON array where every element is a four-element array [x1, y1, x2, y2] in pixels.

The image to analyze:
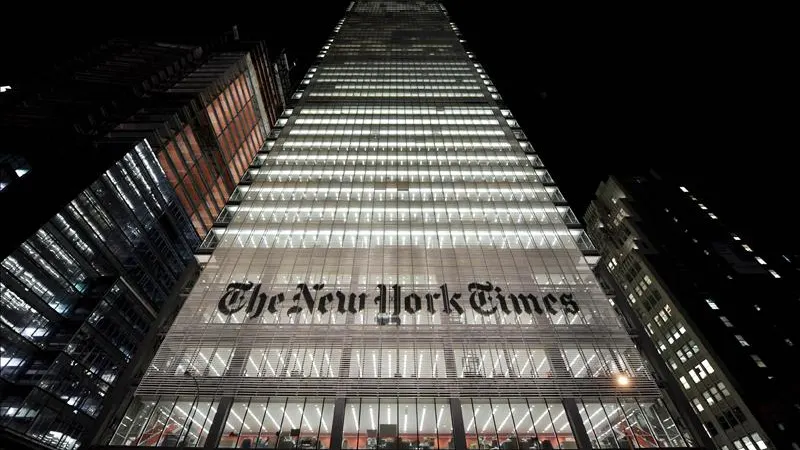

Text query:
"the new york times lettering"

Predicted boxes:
[[218, 282, 579, 323]]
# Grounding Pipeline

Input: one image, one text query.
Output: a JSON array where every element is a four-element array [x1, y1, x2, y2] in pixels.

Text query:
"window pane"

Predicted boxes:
[[282, 400, 305, 447], [358, 399, 379, 450], [137, 398, 177, 446], [181, 400, 216, 448], [509, 400, 535, 445], [461, 399, 478, 448], [618, 400, 658, 448], [492, 400, 516, 446], [109, 399, 155, 445], [219, 401, 249, 447], [544, 401, 575, 449], [600, 400, 630, 449], [473, 399, 497, 449], [162, 398, 196, 447], [343, 399, 360, 450], [378, 398, 398, 446], [578, 400, 614, 449], [435, 399, 453, 450], [641, 399, 686, 447], [416, 399, 436, 448], [297, 399, 323, 447], [237, 399, 268, 448], [262, 398, 287, 448], [318, 399, 334, 449], [399, 400, 417, 446]]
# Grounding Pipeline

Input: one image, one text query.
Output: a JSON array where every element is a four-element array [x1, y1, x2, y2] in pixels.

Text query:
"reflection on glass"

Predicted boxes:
[[110, 397, 685, 449], [109, 397, 216, 448]]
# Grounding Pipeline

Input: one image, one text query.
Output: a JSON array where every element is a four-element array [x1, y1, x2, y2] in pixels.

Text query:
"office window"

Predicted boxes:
[[700, 360, 715, 374], [751, 355, 767, 368], [750, 433, 768, 450], [738, 436, 758, 450], [735, 335, 750, 347], [691, 398, 704, 412], [720, 316, 734, 328], [679, 376, 691, 390], [705, 299, 719, 310], [667, 359, 677, 370]]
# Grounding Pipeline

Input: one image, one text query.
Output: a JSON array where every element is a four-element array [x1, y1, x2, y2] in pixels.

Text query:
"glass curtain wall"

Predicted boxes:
[[109, 1, 693, 449]]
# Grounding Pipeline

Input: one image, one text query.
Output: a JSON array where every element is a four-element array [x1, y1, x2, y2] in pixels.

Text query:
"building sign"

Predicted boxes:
[[218, 282, 580, 322]]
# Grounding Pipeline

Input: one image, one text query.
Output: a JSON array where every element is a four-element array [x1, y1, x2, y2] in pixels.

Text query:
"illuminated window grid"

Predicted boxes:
[[134, 0, 660, 418]]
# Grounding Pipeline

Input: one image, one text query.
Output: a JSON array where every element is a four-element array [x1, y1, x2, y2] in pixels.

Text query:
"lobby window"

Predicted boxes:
[[109, 397, 218, 447], [578, 399, 686, 448], [463, 399, 575, 449], [751, 354, 767, 368], [735, 335, 750, 347], [720, 316, 734, 328]]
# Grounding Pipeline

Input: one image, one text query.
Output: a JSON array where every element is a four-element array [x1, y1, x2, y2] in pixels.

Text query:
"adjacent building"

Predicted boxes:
[[0, 33, 288, 450], [103, 2, 701, 449], [585, 173, 799, 450]]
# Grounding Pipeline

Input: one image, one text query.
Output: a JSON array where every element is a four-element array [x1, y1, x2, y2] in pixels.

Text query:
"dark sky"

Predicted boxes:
[[2, 3, 795, 252]]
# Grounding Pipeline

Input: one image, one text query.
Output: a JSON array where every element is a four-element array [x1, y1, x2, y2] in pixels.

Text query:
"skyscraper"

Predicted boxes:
[[0, 34, 288, 450], [105, 2, 697, 449], [585, 173, 797, 450]]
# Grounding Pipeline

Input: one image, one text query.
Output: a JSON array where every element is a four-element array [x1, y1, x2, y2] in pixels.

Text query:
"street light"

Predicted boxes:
[[184, 369, 201, 398]]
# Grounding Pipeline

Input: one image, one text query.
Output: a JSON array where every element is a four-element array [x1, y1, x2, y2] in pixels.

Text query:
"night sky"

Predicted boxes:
[[2, 3, 794, 253]]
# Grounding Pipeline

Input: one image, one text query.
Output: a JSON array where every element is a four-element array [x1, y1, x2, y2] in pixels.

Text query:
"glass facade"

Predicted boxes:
[[111, 1, 692, 448], [1, 141, 199, 449], [159, 55, 273, 238]]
